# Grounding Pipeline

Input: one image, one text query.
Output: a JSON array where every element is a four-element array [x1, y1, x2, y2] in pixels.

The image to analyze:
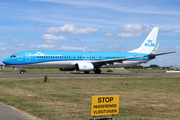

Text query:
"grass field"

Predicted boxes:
[[0, 76, 180, 120]]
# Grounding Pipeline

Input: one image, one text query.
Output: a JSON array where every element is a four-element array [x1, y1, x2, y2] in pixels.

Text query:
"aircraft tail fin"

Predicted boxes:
[[129, 27, 159, 54]]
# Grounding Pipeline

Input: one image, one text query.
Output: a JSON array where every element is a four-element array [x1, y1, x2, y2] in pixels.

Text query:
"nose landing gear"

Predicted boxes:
[[20, 70, 26, 74]]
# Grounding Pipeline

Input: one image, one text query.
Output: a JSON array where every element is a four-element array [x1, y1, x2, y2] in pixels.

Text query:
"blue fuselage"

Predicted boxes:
[[3, 51, 155, 69]]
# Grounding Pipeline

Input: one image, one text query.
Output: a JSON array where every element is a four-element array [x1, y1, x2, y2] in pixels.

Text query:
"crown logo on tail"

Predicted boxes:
[[145, 39, 155, 47]]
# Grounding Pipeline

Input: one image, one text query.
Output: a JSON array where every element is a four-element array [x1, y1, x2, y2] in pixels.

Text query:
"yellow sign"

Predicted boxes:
[[91, 95, 119, 116]]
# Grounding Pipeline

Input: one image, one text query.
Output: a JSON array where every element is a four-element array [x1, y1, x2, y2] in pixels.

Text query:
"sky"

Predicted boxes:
[[0, 0, 180, 66]]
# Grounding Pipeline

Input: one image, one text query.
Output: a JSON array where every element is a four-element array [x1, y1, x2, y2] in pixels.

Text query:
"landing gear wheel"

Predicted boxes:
[[84, 71, 90, 74], [95, 69, 101, 74], [20, 70, 24, 74]]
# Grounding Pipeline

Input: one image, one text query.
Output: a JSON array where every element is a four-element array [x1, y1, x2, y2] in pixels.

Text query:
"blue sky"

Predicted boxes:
[[0, 0, 180, 66]]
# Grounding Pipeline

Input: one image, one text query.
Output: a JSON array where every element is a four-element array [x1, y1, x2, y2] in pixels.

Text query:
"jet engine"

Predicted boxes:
[[75, 62, 94, 71]]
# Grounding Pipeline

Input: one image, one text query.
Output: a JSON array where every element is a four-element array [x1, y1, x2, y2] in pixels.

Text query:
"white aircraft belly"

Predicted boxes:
[[10, 60, 89, 69]]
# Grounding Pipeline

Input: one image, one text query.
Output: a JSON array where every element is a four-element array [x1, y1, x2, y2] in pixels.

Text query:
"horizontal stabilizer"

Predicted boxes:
[[146, 51, 176, 57], [150, 43, 159, 54]]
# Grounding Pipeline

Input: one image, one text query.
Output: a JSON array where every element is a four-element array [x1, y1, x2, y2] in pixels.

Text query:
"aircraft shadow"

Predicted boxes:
[[73, 72, 138, 75]]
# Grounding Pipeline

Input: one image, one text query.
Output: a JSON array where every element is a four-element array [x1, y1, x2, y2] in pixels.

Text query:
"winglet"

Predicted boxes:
[[129, 27, 159, 54]]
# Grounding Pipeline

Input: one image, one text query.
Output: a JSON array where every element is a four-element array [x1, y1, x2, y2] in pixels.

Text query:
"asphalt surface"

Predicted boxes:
[[1, 72, 180, 78], [0, 103, 32, 120]]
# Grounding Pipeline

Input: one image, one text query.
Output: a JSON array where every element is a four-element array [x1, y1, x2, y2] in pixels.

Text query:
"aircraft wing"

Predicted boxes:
[[92, 51, 176, 66], [92, 55, 145, 66]]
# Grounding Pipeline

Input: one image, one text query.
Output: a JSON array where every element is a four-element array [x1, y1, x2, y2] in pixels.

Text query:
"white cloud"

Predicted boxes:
[[4, 38, 20, 42], [12, 39, 20, 42], [103, 32, 142, 38], [117, 23, 145, 33], [4, 38, 11, 40], [17, 43, 57, 49], [57, 46, 87, 51], [18, 44, 25, 47], [104, 23, 151, 38], [37, 24, 43, 28], [17, 43, 88, 51], [159, 29, 175, 34], [29, 45, 36, 48], [41, 34, 67, 40], [15, 42, 132, 52], [36, 44, 57, 49], [0, 47, 6, 51], [45, 24, 99, 34], [41, 34, 75, 43], [175, 46, 180, 50], [37, 44, 88, 51], [36, 44, 87, 51], [41, 33, 78, 43], [0, 42, 6, 46]]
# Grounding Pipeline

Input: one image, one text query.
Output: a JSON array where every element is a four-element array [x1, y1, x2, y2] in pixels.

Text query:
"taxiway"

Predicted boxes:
[[1, 72, 180, 78]]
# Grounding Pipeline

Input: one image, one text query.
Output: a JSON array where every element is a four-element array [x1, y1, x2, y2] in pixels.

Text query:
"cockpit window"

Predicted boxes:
[[10, 55, 19, 58]]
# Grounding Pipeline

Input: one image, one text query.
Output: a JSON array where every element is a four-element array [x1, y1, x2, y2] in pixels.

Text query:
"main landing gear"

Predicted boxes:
[[83, 69, 101, 74], [84, 71, 90, 74], [94, 69, 101, 74], [20, 70, 24, 74]]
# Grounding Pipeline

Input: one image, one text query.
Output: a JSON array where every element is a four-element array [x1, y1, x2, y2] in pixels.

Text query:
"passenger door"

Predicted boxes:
[[25, 52, 31, 62]]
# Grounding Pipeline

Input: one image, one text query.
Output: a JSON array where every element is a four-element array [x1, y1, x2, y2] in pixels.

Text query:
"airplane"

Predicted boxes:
[[2, 27, 175, 74], [170, 66, 180, 70]]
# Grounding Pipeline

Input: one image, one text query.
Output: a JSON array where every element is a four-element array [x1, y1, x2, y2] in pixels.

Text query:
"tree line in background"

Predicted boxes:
[[125, 64, 171, 70]]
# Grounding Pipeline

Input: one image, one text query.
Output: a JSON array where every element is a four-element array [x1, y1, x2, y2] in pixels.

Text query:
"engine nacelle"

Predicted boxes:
[[75, 62, 94, 71], [59, 68, 75, 71]]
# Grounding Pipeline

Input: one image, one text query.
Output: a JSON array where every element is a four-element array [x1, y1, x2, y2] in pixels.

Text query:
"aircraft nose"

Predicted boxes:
[[3, 58, 10, 65]]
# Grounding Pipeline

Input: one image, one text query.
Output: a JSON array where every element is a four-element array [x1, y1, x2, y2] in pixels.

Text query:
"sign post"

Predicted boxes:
[[91, 95, 119, 120]]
